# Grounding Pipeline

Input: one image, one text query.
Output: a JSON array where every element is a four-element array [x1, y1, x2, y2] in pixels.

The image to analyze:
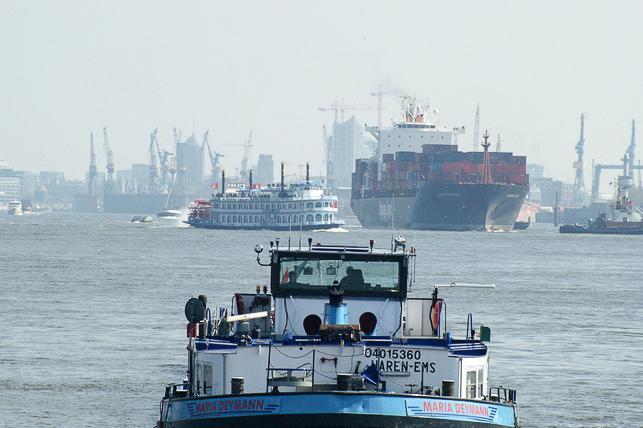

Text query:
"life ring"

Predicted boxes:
[[430, 300, 441, 334]]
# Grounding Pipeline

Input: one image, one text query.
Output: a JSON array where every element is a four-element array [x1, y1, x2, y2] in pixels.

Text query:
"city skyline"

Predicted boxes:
[[1, 1, 642, 182]]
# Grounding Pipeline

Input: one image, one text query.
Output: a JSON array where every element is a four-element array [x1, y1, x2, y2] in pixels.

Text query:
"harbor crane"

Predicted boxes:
[[149, 128, 159, 193], [102, 127, 118, 194], [573, 113, 586, 204], [201, 129, 224, 182], [591, 119, 643, 202], [152, 131, 175, 191], [88, 132, 97, 198]]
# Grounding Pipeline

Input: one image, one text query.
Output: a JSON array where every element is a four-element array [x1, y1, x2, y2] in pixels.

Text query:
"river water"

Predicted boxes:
[[0, 212, 641, 427]]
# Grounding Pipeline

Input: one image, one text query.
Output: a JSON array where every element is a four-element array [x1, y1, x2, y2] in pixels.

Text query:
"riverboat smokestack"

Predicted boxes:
[[249, 169, 253, 189], [280, 162, 285, 193], [221, 170, 226, 194], [306, 162, 310, 182]]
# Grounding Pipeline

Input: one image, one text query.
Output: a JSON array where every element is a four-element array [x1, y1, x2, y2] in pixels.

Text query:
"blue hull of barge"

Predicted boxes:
[[158, 392, 518, 427]]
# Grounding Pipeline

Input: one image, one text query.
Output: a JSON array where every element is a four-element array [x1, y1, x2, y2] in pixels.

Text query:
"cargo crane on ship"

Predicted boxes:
[[573, 114, 586, 204]]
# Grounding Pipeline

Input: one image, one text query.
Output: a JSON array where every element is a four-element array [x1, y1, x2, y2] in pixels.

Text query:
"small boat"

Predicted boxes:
[[131, 215, 153, 223], [512, 218, 530, 230], [157, 209, 183, 218], [8, 200, 22, 216], [157, 239, 520, 427]]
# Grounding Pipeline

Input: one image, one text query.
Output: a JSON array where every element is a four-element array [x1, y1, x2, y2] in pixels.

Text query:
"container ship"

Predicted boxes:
[[351, 98, 529, 231], [186, 164, 344, 231]]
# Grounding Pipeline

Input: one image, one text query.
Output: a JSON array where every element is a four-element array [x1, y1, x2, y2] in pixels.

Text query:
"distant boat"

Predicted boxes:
[[131, 215, 154, 223], [157, 209, 182, 218], [8, 200, 22, 216], [513, 218, 530, 230]]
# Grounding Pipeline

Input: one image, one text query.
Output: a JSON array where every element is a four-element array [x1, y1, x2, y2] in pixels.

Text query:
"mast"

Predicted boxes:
[[481, 130, 492, 184]]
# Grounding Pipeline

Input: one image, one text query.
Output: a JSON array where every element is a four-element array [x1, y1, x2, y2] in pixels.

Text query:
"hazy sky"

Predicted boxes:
[[1, 1, 642, 184]]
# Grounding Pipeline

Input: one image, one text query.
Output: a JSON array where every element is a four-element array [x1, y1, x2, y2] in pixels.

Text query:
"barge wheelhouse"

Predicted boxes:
[[158, 241, 519, 427]]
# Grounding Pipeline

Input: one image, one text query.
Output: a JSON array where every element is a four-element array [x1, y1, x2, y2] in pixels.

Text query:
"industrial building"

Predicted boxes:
[[325, 116, 374, 190], [255, 154, 274, 186], [175, 133, 203, 196]]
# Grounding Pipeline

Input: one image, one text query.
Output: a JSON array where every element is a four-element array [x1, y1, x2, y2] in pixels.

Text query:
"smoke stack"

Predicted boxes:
[[221, 170, 226, 194], [280, 162, 285, 193], [249, 169, 253, 189], [306, 162, 310, 182]]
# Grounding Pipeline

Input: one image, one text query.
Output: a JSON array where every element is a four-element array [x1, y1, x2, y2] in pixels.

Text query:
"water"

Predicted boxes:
[[0, 213, 641, 427]]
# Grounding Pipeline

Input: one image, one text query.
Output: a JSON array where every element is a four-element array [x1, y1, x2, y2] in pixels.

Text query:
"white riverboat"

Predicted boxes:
[[186, 164, 344, 231], [158, 239, 519, 427]]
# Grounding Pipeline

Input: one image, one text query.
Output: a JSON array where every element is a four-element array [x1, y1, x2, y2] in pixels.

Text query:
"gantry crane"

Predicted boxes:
[[221, 131, 253, 181]]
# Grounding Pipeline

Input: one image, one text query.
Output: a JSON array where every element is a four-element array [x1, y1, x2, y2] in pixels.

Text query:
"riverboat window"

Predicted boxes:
[[315, 202, 322, 208], [466, 371, 477, 399], [324, 214, 328, 221], [293, 215, 298, 223], [324, 202, 329, 207], [315, 214, 322, 221], [306, 202, 314, 209], [278, 256, 400, 294], [306, 214, 313, 222]]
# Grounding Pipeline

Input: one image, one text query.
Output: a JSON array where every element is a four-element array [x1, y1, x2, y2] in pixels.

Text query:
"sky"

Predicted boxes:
[[1, 0, 642, 184]]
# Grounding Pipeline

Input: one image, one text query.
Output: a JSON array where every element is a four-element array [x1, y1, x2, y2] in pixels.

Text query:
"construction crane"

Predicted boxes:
[[573, 113, 586, 204], [220, 131, 253, 181], [102, 127, 117, 194], [201, 129, 224, 182], [149, 128, 159, 193], [88, 132, 97, 198], [370, 87, 406, 159], [318, 101, 374, 123]]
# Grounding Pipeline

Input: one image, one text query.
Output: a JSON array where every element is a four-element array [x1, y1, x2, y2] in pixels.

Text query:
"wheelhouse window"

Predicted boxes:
[[466, 370, 477, 399], [277, 256, 401, 294]]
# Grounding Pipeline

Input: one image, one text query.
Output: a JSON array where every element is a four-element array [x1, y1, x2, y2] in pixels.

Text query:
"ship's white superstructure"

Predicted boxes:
[[368, 96, 466, 161]]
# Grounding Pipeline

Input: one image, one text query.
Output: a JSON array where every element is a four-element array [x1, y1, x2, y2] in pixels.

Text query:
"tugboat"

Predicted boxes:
[[157, 239, 519, 427], [560, 154, 643, 235]]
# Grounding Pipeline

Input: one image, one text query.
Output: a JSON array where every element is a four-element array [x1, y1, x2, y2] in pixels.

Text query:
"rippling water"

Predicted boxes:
[[0, 212, 641, 427]]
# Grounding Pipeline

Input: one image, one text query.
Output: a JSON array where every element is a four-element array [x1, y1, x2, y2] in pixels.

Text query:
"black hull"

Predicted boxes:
[[351, 183, 528, 231], [185, 221, 345, 231], [160, 413, 510, 428]]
